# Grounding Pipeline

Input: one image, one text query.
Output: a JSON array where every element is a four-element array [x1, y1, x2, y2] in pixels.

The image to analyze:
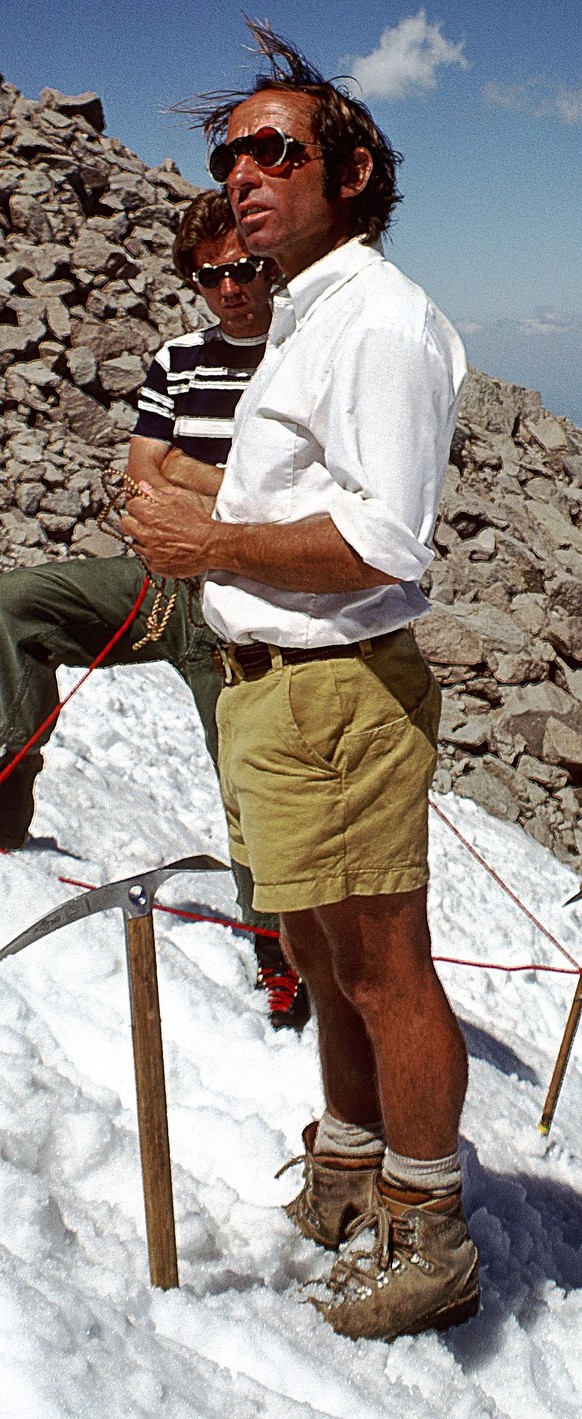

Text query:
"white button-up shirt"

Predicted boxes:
[[203, 237, 466, 647]]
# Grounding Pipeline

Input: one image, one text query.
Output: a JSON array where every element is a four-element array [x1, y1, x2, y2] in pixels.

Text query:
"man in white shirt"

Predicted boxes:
[[124, 22, 479, 1342]]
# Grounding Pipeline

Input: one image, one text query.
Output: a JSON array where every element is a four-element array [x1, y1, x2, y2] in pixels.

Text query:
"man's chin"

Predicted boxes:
[[221, 314, 258, 338], [236, 213, 273, 253]]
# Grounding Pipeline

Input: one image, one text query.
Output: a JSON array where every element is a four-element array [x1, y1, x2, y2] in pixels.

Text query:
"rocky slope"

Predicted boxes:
[[0, 75, 203, 560], [419, 375, 582, 864], [1, 76, 581, 867]]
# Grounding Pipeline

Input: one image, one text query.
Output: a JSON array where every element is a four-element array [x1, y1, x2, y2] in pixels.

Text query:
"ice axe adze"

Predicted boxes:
[[0, 853, 229, 1289], [538, 883, 582, 1137]]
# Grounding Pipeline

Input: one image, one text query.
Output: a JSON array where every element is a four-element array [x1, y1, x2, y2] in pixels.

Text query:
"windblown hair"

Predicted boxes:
[[174, 19, 403, 245], [173, 189, 236, 280]]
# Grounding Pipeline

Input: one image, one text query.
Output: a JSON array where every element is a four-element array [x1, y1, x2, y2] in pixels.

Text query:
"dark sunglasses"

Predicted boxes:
[[208, 126, 307, 183], [194, 257, 265, 289]]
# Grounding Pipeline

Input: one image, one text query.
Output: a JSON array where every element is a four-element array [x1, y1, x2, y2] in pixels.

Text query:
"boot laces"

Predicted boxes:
[[275, 1151, 304, 1180], [325, 1206, 417, 1293], [260, 965, 300, 1013]]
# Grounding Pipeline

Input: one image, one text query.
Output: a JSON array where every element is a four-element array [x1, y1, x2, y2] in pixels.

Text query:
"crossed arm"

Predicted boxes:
[[127, 436, 223, 501]]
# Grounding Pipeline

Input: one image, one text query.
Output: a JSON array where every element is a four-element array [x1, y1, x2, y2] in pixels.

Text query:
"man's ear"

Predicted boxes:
[[338, 146, 374, 200]]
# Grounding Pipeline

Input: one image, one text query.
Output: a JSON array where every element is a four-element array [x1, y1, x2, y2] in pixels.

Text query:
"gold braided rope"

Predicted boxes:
[[132, 583, 180, 651], [97, 468, 203, 648]]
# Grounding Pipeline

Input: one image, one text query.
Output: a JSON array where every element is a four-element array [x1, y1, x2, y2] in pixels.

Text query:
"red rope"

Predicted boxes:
[[1, 858, 578, 960], [429, 795, 581, 971], [0, 574, 151, 787], [150, 901, 279, 939], [434, 956, 579, 977]]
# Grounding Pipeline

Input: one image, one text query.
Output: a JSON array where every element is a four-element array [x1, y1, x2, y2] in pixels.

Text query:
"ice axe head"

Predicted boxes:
[[0, 853, 229, 961]]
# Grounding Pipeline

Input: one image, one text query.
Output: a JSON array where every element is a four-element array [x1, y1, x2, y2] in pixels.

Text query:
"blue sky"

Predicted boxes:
[[3, 2, 582, 423]]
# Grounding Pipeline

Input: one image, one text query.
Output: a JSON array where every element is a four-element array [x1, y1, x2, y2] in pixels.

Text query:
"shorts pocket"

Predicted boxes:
[[352, 632, 435, 735], [410, 670, 441, 751], [283, 662, 345, 776]]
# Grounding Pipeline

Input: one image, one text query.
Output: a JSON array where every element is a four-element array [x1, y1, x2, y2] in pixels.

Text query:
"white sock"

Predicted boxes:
[[314, 1109, 386, 1158], [382, 1144, 462, 1196]]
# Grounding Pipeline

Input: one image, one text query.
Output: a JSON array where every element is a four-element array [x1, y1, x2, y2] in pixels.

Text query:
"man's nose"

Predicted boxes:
[[219, 274, 242, 295], [227, 149, 260, 190]]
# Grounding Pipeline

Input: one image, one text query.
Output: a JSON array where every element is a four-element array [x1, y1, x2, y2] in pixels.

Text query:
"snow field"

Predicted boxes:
[[0, 662, 580, 1417]]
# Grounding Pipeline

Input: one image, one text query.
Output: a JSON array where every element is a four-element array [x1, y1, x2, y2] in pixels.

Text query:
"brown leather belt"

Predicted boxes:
[[212, 632, 395, 683]]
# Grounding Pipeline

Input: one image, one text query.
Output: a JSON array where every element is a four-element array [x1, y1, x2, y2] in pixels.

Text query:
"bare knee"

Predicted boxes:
[[280, 909, 335, 986], [316, 888, 435, 1017]]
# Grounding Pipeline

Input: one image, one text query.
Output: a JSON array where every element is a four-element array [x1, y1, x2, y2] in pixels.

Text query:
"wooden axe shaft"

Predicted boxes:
[[0, 856, 232, 1292], [125, 913, 178, 1289], [539, 972, 582, 1136]]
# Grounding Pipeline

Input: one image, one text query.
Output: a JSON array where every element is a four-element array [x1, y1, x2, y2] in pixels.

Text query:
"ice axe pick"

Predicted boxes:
[[0, 853, 229, 1289]]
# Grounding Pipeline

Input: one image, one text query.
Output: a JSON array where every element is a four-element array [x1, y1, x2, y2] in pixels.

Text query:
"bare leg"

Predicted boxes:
[[284, 888, 467, 1160], [281, 911, 381, 1125]]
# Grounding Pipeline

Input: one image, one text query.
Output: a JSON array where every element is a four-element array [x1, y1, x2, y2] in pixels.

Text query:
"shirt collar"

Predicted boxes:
[[271, 237, 383, 341]]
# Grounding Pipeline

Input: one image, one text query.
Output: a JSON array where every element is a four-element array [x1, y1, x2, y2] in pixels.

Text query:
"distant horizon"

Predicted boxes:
[[2, 1, 581, 427]]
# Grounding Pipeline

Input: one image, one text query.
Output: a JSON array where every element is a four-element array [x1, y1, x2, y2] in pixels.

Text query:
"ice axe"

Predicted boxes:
[[0, 853, 229, 1288], [538, 883, 582, 1137]]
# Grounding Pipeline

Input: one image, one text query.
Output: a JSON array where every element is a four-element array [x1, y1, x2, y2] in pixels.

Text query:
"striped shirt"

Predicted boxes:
[[134, 325, 267, 464]]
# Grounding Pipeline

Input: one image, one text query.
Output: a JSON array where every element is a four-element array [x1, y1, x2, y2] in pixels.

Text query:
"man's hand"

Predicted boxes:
[[122, 496, 399, 592], [160, 447, 224, 497], [121, 482, 216, 578]]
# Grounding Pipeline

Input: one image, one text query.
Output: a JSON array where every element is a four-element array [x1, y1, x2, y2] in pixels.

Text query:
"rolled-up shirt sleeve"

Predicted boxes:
[[319, 318, 463, 580]]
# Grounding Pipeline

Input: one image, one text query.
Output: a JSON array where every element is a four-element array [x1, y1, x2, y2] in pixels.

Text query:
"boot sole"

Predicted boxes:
[[404, 1288, 480, 1339], [312, 1287, 480, 1340]]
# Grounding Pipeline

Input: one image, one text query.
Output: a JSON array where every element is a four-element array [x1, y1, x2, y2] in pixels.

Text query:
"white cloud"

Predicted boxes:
[[345, 10, 470, 102], [456, 320, 484, 337], [459, 309, 582, 341], [555, 85, 582, 125], [516, 310, 579, 337], [483, 77, 582, 125]]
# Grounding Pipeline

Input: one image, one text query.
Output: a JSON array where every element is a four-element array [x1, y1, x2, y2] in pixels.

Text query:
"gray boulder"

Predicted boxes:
[[40, 87, 105, 132]]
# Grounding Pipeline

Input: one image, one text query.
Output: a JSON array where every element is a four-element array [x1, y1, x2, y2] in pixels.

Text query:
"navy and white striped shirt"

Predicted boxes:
[[134, 325, 267, 464]]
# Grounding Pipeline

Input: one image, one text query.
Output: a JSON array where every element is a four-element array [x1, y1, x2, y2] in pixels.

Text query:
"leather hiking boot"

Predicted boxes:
[[258, 965, 311, 1032], [277, 1121, 384, 1249], [253, 934, 311, 1032], [309, 1180, 479, 1340]]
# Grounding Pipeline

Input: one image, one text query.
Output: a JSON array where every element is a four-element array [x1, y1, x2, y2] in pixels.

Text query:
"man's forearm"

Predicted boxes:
[[123, 479, 398, 590], [207, 516, 398, 592], [160, 447, 224, 496], [127, 437, 222, 499], [127, 436, 172, 489]]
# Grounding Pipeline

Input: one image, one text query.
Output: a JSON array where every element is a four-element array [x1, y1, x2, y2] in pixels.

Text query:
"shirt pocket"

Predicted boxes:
[[222, 413, 295, 524]]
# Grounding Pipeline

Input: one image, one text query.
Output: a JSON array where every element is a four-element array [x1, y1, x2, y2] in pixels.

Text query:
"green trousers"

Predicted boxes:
[[0, 555, 276, 931]]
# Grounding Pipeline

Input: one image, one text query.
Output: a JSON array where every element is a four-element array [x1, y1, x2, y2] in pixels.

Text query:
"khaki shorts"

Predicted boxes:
[[216, 628, 441, 914]]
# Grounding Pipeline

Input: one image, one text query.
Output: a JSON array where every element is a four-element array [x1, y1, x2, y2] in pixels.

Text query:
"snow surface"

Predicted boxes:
[[0, 661, 581, 1419]]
